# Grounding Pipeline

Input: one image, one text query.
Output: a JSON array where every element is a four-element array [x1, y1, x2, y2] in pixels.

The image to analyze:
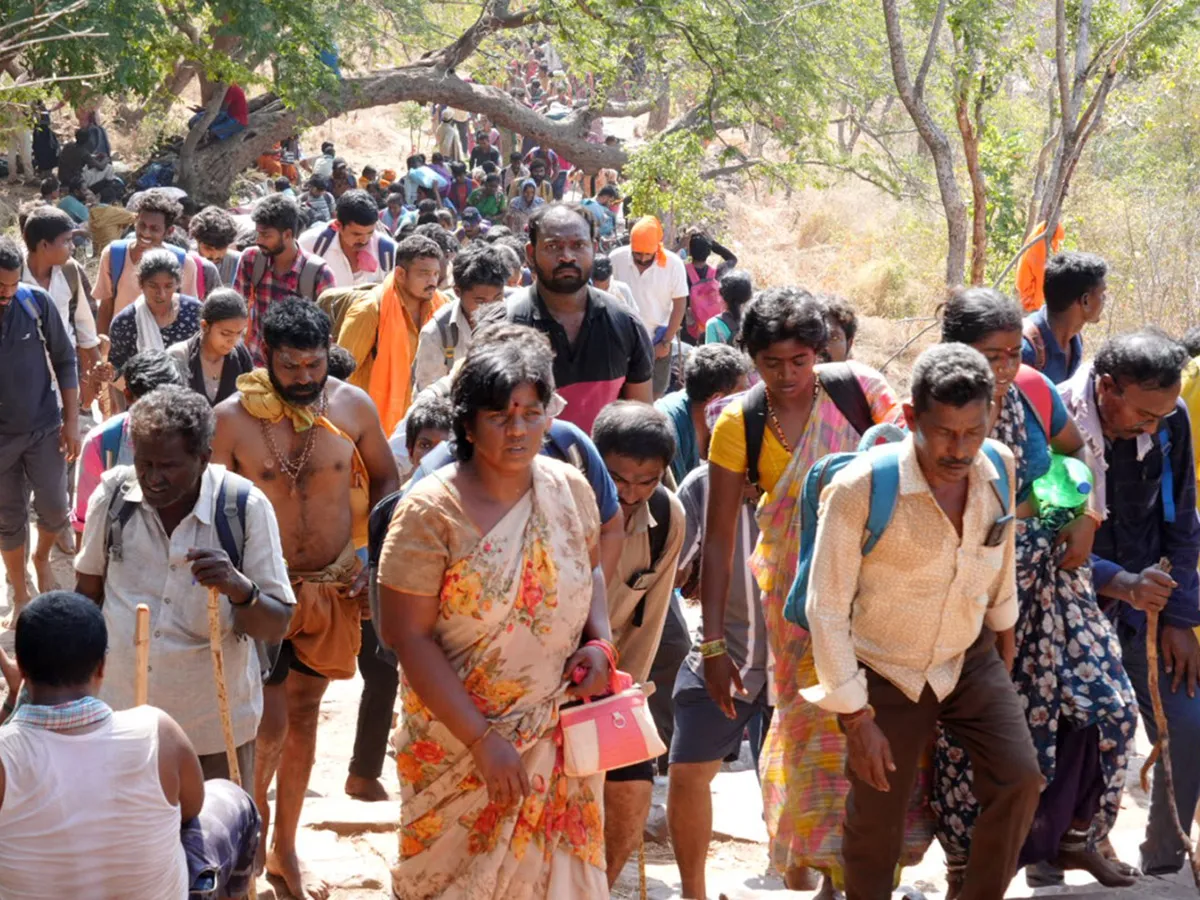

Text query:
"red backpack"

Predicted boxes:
[[685, 262, 724, 339]]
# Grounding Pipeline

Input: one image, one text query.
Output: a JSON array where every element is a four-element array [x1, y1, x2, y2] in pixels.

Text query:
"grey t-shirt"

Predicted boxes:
[[676, 463, 768, 699]]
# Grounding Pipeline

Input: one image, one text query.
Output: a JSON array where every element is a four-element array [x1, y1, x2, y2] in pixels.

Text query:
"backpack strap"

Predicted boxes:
[[250, 248, 269, 295], [819, 363, 875, 437], [543, 426, 589, 477], [1159, 427, 1176, 524], [378, 235, 396, 271], [192, 253, 207, 299], [435, 303, 458, 368], [214, 472, 251, 570], [313, 226, 337, 260], [298, 256, 323, 300], [63, 259, 82, 327], [981, 440, 1012, 516], [14, 286, 48, 351], [742, 382, 768, 489], [109, 238, 129, 288], [631, 485, 673, 626], [100, 417, 126, 469], [103, 472, 141, 565], [1013, 365, 1054, 438], [862, 444, 903, 556], [1023, 318, 1047, 371]]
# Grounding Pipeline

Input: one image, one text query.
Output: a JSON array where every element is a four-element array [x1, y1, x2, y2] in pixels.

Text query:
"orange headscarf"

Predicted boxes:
[[1016, 221, 1065, 312], [369, 271, 445, 435], [630, 217, 668, 268]]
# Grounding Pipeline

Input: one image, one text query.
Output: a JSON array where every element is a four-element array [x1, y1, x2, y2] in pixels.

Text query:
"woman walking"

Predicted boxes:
[[701, 287, 924, 898], [931, 287, 1137, 894], [376, 328, 613, 899], [167, 289, 253, 406]]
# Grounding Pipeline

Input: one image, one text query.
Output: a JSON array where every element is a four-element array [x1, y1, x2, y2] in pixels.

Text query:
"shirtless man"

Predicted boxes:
[[211, 299, 399, 900]]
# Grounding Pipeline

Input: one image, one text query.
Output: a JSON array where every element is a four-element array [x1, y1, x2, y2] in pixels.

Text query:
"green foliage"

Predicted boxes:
[[980, 124, 1028, 281], [622, 132, 716, 229]]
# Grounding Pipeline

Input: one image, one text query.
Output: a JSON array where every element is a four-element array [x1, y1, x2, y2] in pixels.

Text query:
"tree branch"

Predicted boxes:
[[914, 0, 948, 99]]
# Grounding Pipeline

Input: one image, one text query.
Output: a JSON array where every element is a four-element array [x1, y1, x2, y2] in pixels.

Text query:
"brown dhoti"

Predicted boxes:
[[286, 543, 363, 680]]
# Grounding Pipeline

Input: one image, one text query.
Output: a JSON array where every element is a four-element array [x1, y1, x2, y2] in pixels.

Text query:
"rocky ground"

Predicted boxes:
[[6, 545, 1200, 900]]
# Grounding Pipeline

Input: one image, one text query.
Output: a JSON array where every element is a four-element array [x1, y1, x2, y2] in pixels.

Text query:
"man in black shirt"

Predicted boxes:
[[467, 132, 501, 171]]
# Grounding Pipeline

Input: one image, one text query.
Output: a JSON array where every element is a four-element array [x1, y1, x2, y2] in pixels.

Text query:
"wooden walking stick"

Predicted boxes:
[[96, 334, 113, 420], [206, 587, 258, 900], [134, 603, 150, 705], [1139, 557, 1200, 889]]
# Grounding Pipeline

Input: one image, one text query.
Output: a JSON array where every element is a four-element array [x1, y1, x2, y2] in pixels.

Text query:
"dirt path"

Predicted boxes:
[[5, 548, 1200, 899]]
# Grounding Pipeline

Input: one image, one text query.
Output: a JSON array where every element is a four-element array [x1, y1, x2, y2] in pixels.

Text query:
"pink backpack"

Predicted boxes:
[[685, 262, 724, 339]]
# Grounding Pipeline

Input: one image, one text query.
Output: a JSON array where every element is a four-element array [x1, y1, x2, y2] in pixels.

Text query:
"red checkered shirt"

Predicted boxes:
[[234, 247, 335, 365]]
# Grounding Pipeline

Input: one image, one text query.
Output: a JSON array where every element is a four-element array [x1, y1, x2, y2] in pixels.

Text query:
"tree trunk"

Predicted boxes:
[[185, 68, 637, 204], [646, 75, 671, 134], [176, 85, 229, 200], [955, 80, 987, 285], [881, 0, 968, 286]]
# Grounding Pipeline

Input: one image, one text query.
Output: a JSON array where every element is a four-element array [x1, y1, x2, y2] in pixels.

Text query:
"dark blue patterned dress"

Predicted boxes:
[[930, 381, 1137, 869]]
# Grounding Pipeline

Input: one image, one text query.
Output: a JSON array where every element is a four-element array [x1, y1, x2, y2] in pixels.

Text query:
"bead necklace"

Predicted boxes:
[[765, 379, 820, 454], [261, 393, 328, 495]]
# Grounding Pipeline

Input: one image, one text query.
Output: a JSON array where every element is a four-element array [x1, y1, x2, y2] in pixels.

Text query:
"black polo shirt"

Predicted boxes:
[[505, 286, 653, 433]]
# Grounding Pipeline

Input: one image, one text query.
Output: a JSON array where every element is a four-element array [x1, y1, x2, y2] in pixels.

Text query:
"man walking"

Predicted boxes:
[[804, 343, 1042, 900], [1022, 251, 1108, 384], [233, 194, 335, 366], [1061, 331, 1200, 876], [299, 189, 395, 288], [0, 237, 80, 621], [212, 299, 398, 900], [75, 384, 295, 786], [591, 402, 686, 887], [506, 203, 654, 432], [609, 216, 689, 397]]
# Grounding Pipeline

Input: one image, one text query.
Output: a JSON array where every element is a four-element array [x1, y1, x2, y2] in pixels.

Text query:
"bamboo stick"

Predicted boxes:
[[1140, 557, 1200, 889], [206, 586, 258, 900], [134, 603, 149, 706]]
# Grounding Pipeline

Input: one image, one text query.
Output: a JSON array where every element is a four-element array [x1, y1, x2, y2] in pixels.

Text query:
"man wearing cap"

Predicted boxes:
[[609, 216, 689, 397], [456, 207, 488, 245]]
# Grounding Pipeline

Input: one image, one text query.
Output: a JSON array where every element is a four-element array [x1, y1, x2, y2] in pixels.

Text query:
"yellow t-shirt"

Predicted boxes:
[[708, 396, 792, 494]]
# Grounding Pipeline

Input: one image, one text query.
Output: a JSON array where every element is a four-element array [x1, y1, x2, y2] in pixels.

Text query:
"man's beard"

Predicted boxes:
[[268, 362, 327, 407], [535, 260, 590, 293], [258, 239, 284, 258]]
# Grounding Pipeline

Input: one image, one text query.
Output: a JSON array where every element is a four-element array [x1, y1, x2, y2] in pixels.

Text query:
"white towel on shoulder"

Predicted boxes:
[[132, 295, 169, 353]]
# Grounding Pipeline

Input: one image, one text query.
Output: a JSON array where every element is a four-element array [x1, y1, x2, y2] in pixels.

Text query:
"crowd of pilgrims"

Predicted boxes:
[[3, 81, 1200, 900]]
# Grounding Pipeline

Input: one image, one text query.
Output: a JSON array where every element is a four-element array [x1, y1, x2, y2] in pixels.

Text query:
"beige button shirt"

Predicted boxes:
[[607, 491, 686, 683], [802, 437, 1017, 713], [76, 464, 295, 755]]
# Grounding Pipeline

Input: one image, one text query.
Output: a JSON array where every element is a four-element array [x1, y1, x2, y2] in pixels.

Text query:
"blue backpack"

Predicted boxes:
[[783, 428, 1012, 630], [313, 226, 395, 272], [110, 240, 188, 288]]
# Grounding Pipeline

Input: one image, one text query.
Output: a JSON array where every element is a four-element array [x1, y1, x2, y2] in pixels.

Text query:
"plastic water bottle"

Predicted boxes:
[[1031, 453, 1093, 515]]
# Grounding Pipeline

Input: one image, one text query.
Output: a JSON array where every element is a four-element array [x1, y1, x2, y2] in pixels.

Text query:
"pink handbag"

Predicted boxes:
[[558, 669, 667, 777]]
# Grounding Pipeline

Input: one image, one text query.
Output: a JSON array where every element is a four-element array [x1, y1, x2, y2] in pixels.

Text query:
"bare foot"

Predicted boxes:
[[814, 873, 844, 900], [55, 530, 76, 555], [3, 594, 30, 630], [267, 846, 330, 900], [31, 554, 56, 595], [946, 869, 965, 900], [784, 866, 820, 891], [1055, 848, 1139, 887], [344, 774, 390, 801]]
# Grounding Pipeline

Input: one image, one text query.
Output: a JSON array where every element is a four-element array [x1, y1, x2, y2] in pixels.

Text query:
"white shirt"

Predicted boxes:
[[21, 260, 100, 350], [412, 299, 472, 396], [299, 223, 389, 288], [76, 464, 296, 755], [608, 245, 689, 336], [0, 706, 189, 900], [598, 278, 639, 318]]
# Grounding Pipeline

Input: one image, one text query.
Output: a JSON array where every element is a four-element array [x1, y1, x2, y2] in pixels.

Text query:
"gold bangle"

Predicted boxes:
[[699, 638, 727, 659], [467, 724, 494, 754]]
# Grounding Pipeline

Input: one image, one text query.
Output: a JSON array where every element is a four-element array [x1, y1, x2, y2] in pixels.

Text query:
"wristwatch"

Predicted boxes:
[[231, 583, 260, 608]]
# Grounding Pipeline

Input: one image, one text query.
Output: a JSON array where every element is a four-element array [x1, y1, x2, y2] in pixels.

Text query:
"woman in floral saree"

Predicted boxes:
[[700, 287, 924, 898], [377, 330, 614, 899], [931, 288, 1137, 894]]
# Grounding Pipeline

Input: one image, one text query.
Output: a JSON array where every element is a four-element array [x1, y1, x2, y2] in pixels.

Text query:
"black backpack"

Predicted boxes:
[[742, 362, 875, 489]]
